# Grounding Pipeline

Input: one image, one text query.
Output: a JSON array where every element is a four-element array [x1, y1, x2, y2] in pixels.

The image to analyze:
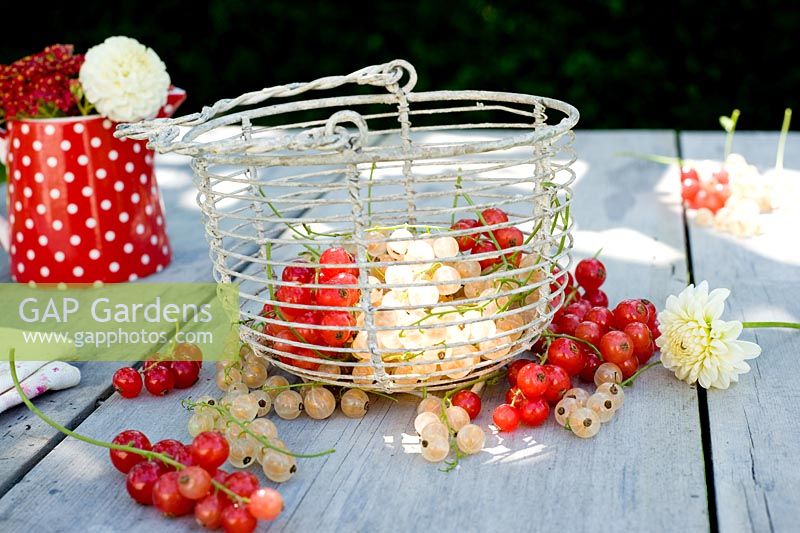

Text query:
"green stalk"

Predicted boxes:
[[186, 400, 335, 459], [8, 349, 245, 503], [451, 172, 463, 225], [442, 368, 506, 402], [722, 109, 740, 161], [620, 361, 661, 387], [742, 321, 800, 330], [776, 108, 793, 171], [367, 162, 376, 218], [615, 152, 682, 166], [541, 331, 603, 359]]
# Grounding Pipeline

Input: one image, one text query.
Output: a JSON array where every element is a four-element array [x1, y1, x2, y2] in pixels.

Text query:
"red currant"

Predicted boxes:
[[318, 247, 357, 282], [112, 367, 143, 398], [190, 431, 230, 471], [681, 179, 700, 203], [546, 338, 585, 376], [551, 268, 576, 294], [221, 505, 258, 533], [177, 466, 212, 500], [574, 321, 602, 346], [248, 487, 283, 521], [565, 300, 591, 320], [542, 364, 572, 403], [650, 322, 662, 341], [451, 390, 482, 420], [275, 283, 314, 317], [494, 227, 524, 249], [317, 272, 360, 307], [623, 322, 654, 358], [599, 331, 635, 365], [319, 311, 355, 347], [470, 239, 502, 270], [281, 347, 321, 371], [506, 358, 535, 387], [492, 404, 520, 431], [574, 258, 606, 291], [225, 471, 260, 498], [680, 168, 700, 203], [151, 439, 189, 469], [450, 218, 481, 251], [479, 207, 509, 227], [585, 306, 614, 331], [505, 387, 527, 408], [272, 329, 299, 356], [152, 471, 194, 517], [143, 357, 170, 373], [125, 460, 163, 505], [264, 312, 290, 337], [579, 350, 602, 383], [641, 299, 659, 328], [144, 366, 175, 396], [291, 311, 322, 345], [519, 397, 550, 426], [583, 289, 609, 308], [554, 313, 580, 336], [516, 363, 549, 398], [618, 356, 640, 380], [171, 361, 201, 389], [613, 299, 650, 329], [195, 493, 226, 529], [282, 259, 315, 283], [110, 430, 151, 473]]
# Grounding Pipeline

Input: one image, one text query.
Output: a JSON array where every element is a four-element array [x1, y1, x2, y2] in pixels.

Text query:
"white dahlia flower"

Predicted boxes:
[[79, 36, 170, 122], [656, 281, 760, 389]]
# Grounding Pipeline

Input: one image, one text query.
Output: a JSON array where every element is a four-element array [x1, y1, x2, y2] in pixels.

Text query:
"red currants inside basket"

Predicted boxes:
[[257, 207, 554, 387]]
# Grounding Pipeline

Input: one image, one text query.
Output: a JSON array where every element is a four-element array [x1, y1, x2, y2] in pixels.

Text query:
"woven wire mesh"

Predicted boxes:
[[118, 60, 580, 392]]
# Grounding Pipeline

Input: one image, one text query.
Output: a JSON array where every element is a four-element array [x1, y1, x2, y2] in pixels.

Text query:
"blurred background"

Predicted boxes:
[[2, 0, 798, 129]]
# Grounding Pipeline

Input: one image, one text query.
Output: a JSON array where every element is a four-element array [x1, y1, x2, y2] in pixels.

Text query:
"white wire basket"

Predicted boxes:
[[118, 60, 579, 392]]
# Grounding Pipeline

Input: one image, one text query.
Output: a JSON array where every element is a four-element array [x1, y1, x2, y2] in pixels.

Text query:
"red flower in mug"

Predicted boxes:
[[0, 44, 85, 125]]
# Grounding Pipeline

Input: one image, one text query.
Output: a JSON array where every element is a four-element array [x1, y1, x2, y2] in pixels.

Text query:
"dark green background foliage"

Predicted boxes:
[[3, 0, 798, 129]]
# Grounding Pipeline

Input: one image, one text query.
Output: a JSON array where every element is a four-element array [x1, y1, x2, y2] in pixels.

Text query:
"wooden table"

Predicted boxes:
[[0, 130, 797, 532]]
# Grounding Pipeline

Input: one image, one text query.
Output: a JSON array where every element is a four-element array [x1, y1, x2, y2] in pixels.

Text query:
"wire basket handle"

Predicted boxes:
[[115, 59, 417, 152]]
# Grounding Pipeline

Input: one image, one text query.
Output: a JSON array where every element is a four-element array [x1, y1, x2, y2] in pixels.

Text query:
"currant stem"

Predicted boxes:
[[470, 381, 486, 395], [7, 349, 245, 504], [442, 368, 506, 402], [776, 108, 792, 171], [541, 331, 603, 359], [723, 109, 740, 161], [260, 381, 321, 393], [742, 321, 800, 330], [186, 400, 335, 459], [620, 361, 661, 387], [615, 151, 683, 166]]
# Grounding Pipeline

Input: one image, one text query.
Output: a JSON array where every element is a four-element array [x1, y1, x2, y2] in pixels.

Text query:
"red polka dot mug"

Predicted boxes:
[[0, 87, 186, 283]]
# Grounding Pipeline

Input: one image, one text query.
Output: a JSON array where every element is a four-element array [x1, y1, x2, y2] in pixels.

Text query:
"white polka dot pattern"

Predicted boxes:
[[4, 116, 172, 282]]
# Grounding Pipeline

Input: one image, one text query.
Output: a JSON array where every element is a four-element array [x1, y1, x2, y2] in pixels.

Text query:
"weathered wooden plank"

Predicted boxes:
[[681, 131, 800, 533], [0, 150, 211, 495], [0, 131, 708, 532]]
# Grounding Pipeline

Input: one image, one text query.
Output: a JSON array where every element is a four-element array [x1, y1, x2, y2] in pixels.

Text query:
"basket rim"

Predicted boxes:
[[129, 89, 579, 164]]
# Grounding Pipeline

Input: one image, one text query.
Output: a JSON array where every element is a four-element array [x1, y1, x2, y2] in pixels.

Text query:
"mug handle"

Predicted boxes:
[[0, 127, 9, 252]]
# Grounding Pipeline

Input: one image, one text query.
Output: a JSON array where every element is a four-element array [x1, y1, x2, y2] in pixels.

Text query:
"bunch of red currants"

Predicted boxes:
[[491, 256, 661, 432], [112, 343, 203, 399], [450, 207, 524, 269], [680, 166, 731, 213], [112, 429, 282, 532], [263, 247, 361, 372]]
